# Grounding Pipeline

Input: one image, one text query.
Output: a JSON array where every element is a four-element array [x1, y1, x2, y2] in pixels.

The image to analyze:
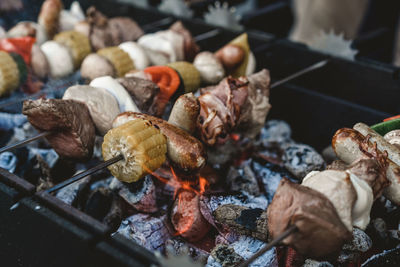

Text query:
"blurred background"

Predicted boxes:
[[2, 0, 400, 65]]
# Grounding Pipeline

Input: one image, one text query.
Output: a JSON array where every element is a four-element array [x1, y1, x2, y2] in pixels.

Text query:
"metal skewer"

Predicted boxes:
[[237, 225, 298, 267], [270, 59, 329, 89], [46, 154, 124, 193], [0, 131, 51, 154], [194, 29, 221, 42]]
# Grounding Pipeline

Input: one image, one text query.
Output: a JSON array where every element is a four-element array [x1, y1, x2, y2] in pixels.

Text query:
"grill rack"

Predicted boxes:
[[1, 1, 399, 266]]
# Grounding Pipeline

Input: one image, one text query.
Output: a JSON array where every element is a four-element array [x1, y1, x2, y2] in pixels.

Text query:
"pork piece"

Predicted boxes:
[[171, 190, 211, 242], [169, 21, 200, 61], [117, 77, 159, 114], [214, 204, 268, 241], [198, 77, 249, 146], [267, 178, 352, 260], [237, 69, 271, 139], [22, 99, 95, 161]]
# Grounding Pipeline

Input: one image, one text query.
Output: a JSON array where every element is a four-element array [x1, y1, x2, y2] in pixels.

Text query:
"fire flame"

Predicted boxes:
[[144, 165, 209, 237]]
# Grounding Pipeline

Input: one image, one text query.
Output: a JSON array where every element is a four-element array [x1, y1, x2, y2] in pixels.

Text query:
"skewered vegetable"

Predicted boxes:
[[102, 119, 167, 182]]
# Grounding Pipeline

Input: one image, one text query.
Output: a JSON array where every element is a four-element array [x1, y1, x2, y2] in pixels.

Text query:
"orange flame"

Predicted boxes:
[[143, 164, 210, 237]]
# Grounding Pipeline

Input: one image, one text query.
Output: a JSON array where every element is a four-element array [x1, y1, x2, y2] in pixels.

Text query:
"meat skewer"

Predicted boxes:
[[0, 60, 328, 154]]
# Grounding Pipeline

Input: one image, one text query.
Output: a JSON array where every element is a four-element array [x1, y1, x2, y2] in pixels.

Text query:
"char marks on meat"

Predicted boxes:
[[22, 98, 95, 161]]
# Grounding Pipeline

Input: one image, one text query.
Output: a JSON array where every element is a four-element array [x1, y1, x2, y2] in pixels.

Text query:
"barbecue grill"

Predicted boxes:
[[1, 1, 399, 266]]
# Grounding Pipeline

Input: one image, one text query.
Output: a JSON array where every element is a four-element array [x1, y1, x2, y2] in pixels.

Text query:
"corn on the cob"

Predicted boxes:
[[97, 47, 135, 77], [102, 119, 167, 183], [167, 61, 200, 93], [0, 51, 20, 96], [54, 31, 91, 69]]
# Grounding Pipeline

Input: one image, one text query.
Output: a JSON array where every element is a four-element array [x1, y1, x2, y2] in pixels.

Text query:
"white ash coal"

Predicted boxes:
[[116, 213, 172, 252], [165, 238, 210, 264], [207, 236, 278, 267], [56, 175, 90, 205]]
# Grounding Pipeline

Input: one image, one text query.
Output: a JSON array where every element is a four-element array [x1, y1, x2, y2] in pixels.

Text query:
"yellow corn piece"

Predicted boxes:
[[102, 119, 167, 183], [97, 47, 135, 77], [0, 51, 20, 96], [54, 30, 92, 69], [167, 61, 201, 93]]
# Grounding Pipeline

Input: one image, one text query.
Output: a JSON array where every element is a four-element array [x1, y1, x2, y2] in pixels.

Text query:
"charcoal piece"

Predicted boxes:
[[362, 247, 400, 266], [0, 151, 17, 173], [35, 154, 53, 191], [116, 213, 172, 252], [216, 205, 267, 241], [103, 196, 123, 231], [215, 232, 240, 245], [209, 244, 243, 267], [199, 192, 268, 229], [257, 120, 292, 145], [227, 160, 260, 196], [171, 190, 212, 242], [207, 236, 277, 267], [337, 251, 359, 264], [254, 142, 284, 166], [118, 176, 157, 213], [50, 158, 76, 184], [55, 175, 90, 205], [165, 238, 209, 264], [251, 160, 296, 202], [84, 187, 113, 221], [214, 204, 268, 241], [343, 228, 372, 252], [207, 139, 248, 166], [282, 143, 325, 179], [303, 259, 334, 267]]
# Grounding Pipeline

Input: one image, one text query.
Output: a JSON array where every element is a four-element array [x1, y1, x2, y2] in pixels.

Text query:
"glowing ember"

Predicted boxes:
[[144, 164, 210, 239]]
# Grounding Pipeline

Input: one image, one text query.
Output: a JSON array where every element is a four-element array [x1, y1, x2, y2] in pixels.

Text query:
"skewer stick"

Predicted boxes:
[[194, 29, 221, 42], [46, 154, 124, 194], [270, 59, 329, 89], [237, 225, 298, 267], [0, 131, 51, 154]]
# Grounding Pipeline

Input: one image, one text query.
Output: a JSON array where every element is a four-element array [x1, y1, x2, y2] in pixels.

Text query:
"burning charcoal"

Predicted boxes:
[[165, 238, 209, 264], [199, 192, 268, 229], [257, 120, 292, 145], [56, 176, 90, 205], [116, 213, 172, 252], [303, 259, 334, 267], [171, 190, 212, 242], [209, 244, 243, 267], [362, 247, 400, 267], [200, 165, 220, 185], [251, 160, 296, 202], [227, 160, 260, 196], [207, 236, 278, 267], [118, 176, 157, 213], [207, 139, 250, 166], [0, 152, 17, 172], [214, 204, 268, 241], [282, 143, 325, 179]]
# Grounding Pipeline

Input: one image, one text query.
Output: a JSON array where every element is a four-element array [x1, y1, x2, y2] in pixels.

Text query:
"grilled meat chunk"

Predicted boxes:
[[22, 98, 95, 161]]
